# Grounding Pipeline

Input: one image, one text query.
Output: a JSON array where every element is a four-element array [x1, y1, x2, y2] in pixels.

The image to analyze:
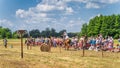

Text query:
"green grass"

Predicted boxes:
[[0, 39, 120, 68]]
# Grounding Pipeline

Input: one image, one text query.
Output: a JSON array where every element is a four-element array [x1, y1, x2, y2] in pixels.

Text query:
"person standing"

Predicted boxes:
[[3, 38, 7, 48], [63, 31, 69, 40]]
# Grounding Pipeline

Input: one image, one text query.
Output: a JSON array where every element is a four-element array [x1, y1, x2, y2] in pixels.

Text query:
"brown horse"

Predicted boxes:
[[64, 39, 71, 50]]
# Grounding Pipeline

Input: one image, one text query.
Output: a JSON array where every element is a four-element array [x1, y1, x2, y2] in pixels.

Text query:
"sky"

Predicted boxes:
[[0, 0, 120, 32]]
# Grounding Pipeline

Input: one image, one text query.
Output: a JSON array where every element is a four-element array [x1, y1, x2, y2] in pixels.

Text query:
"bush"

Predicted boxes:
[[114, 34, 119, 39]]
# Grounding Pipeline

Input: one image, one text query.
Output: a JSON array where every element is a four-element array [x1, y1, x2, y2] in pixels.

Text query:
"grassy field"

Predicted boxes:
[[0, 39, 120, 68]]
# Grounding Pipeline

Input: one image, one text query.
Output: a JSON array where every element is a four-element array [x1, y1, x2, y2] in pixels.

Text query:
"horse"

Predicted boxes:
[[25, 38, 32, 50], [64, 39, 71, 50]]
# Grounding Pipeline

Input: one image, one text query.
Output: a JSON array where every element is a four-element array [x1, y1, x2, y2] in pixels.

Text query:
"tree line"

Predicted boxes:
[[0, 27, 78, 39], [80, 14, 120, 38], [1, 14, 119, 39]]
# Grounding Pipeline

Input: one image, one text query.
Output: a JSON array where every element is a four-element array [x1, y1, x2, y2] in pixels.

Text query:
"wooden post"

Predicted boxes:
[[82, 35, 87, 57], [21, 34, 23, 58], [82, 45, 85, 57], [17, 30, 26, 58]]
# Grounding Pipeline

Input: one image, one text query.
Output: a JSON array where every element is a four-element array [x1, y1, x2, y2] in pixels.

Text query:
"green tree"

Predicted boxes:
[[81, 14, 120, 38], [80, 23, 88, 36], [12, 31, 19, 38], [29, 29, 40, 38]]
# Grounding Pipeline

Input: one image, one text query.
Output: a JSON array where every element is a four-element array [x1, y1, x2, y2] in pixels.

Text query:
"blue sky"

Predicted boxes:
[[0, 0, 120, 32]]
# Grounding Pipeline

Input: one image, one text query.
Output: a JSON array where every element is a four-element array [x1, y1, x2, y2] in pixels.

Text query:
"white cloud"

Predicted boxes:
[[64, 0, 120, 4], [16, 0, 74, 23], [86, 2, 100, 9], [17, 0, 117, 27], [84, 0, 120, 9], [100, 0, 120, 4], [0, 19, 14, 29], [63, 0, 120, 9], [66, 7, 74, 13], [36, 4, 55, 11], [16, 9, 25, 18]]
